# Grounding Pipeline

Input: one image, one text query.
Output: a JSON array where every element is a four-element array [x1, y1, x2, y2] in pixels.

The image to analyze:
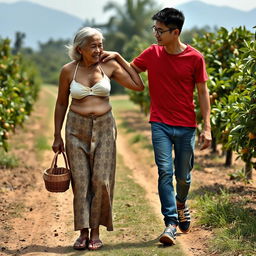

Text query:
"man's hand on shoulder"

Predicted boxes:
[[101, 51, 119, 63]]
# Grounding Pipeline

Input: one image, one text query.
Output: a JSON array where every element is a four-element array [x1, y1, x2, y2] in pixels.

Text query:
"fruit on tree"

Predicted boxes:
[[248, 132, 256, 140]]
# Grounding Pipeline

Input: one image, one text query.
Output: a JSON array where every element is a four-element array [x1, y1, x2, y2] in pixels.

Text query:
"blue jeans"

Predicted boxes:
[[151, 122, 196, 226]]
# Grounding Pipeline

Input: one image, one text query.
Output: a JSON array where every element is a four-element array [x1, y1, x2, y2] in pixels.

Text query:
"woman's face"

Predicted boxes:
[[79, 34, 103, 63]]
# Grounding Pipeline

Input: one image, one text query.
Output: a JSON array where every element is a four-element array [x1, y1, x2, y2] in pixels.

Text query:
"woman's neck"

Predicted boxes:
[[80, 60, 99, 69]]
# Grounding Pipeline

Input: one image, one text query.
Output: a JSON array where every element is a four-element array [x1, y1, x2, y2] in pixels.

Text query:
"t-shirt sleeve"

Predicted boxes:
[[194, 55, 208, 83], [132, 47, 151, 72]]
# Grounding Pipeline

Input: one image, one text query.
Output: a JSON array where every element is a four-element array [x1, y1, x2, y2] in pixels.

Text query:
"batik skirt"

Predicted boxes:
[[65, 110, 117, 231]]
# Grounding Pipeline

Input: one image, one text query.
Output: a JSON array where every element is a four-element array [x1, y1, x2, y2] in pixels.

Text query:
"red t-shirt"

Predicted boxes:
[[132, 44, 208, 127]]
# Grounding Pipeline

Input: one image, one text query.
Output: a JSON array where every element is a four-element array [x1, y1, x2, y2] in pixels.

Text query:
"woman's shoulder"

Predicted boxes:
[[59, 61, 77, 82], [101, 59, 118, 68], [100, 59, 118, 76], [62, 60, 77, 69], [61, 61, 77, 72]]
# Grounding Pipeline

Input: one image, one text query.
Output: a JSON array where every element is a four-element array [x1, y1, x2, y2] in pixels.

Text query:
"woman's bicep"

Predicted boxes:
[[112, 65, 131, 84], [111, 63, 144, 91], [57, 68, 70, 105]]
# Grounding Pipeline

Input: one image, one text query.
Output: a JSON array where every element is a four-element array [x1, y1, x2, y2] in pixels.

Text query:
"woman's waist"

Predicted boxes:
[[70, 99, 112, 117]]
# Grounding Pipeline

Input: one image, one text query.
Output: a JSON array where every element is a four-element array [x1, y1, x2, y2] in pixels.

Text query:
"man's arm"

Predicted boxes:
[[101, 51, 144, 76], [107, 59, 144, 91], [130, 62, 144, 73], [196, 82, 212, 150]]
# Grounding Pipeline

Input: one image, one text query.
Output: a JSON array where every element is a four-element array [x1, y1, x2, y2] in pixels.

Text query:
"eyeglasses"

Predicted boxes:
[[152, 25, 176, 36]]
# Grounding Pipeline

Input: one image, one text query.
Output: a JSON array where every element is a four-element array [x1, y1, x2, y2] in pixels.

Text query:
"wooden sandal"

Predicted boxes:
[[88, 239, 103, 250], [73, 237, 89, 250]]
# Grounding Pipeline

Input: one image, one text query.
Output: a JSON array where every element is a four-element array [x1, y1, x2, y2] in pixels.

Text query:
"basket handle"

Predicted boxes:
[[49, 151, 70, 173]]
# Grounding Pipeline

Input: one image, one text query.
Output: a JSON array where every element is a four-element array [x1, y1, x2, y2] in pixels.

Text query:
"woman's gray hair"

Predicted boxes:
[[66, 27, 104, 61]]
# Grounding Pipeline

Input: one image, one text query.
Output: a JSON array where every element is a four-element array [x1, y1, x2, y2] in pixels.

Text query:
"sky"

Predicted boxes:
[[1, 0, 256, 22]]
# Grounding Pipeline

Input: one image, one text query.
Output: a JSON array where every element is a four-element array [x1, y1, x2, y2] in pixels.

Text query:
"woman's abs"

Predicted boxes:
[[70, 96, 111, 117]]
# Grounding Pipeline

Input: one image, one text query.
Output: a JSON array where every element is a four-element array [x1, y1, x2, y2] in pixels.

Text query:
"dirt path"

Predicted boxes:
[[1, 89, 254, 256], [0, 89, 210, 256]]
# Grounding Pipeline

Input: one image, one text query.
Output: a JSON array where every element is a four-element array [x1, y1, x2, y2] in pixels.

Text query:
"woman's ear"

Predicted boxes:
[[76, 46, 82, 54]]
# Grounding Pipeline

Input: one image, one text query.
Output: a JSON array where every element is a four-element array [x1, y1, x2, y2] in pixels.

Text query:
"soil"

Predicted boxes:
[[0, 88, 75, 256], [0, 91, 255, 256]]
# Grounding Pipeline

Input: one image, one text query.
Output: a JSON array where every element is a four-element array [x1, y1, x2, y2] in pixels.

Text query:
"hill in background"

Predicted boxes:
[[1, 0, 255, 49], [0, 1, 83, 49], [177, 1, 256, 31]]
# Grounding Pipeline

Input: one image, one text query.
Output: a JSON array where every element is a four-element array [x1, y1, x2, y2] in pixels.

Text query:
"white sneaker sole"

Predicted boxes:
[[159, 234, 176, 245]]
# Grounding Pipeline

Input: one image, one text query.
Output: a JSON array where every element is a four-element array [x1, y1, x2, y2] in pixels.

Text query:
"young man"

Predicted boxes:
[[102, 7, 211, 245]]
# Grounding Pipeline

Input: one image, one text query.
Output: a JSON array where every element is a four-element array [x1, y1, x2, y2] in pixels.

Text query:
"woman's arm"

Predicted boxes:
[[105, 59, 144, 91], [52, 65, 70, 153], [101, 51, 144, 91]]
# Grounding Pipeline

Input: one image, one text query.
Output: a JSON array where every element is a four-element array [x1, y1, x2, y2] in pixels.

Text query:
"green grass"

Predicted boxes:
[[0, 149, 19, 168], [193, 189, 256, 255], [43, 85, 57, 118], [112, 97, 153, 153], [111, 97, 138, 113], [142, 143, 154, 151], [229, 169, 251, 184], [129, 134, 147, 144], [34, 85, 56, 158], [35, 135, 51, 151], [129, 134, 153, 152], [193, 162, 203, 171], [119, 120, 136, 133]]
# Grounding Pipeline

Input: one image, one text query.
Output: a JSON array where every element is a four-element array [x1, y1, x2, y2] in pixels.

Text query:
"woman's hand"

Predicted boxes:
[[52, 135, 64, 153]]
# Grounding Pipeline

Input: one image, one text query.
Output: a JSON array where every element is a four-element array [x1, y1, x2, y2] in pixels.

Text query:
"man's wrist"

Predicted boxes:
[[202, 129, 212, 140], [204, 123, 211, 130], [115, 52, 122, 61]]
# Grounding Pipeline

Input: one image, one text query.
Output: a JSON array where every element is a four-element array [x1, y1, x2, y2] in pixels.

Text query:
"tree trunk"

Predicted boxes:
[[211, 135, 217, 153], [225, 148, 233, 167], [245, 158, 252, 180]]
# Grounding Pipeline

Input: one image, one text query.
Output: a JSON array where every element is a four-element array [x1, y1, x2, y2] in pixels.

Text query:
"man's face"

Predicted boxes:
[[152, 21, 178, 46]]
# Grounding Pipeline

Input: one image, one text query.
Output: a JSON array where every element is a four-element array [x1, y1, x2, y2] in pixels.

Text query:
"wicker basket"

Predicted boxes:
[[43, 151, 71, 193]]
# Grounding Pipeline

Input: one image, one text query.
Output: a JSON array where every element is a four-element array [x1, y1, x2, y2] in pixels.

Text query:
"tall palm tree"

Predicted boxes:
[[102, 0, 159, 53]]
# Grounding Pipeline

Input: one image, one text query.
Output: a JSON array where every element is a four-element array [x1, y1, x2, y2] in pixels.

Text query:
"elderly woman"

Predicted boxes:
[[52, 27, 144, 250]]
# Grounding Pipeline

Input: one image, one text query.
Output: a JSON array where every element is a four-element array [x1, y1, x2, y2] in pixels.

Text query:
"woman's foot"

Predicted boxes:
[[73, 237, 89, 250], [73, 228, 89, 250], [89, 227, 103, 250], [88, 239, 103, 250]]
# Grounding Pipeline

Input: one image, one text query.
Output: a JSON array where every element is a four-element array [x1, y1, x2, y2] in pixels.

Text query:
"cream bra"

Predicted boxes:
[[70, 62, 111, 99]]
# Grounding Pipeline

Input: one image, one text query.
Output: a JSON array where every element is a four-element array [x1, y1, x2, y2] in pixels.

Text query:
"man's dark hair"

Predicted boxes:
[[152, 8, 185, 33]]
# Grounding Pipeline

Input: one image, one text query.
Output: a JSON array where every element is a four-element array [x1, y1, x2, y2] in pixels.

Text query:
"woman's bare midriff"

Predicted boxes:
[[69, 96, 112, 117]]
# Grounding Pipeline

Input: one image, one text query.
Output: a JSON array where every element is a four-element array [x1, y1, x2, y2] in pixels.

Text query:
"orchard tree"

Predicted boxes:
[[192, 26, 253, 166], [0, 39, 40, 150], [228, 38, 256, 180]]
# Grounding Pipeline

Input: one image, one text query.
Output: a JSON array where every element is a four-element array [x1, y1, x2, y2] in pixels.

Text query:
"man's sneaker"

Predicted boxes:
[[177, 204, 191, 233], [159, 225, 177, 245]]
